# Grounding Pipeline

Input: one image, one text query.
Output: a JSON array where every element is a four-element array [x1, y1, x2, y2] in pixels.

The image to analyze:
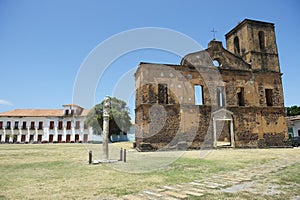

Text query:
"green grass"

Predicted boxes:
[[0, 144, 299, 199]]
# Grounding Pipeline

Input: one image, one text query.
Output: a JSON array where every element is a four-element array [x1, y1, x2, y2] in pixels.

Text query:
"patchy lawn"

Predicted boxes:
[[0, 144, 299, 199]]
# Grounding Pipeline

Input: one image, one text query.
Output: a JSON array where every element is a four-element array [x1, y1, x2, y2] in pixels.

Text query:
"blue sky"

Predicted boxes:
[[0, 0, 299, 118]]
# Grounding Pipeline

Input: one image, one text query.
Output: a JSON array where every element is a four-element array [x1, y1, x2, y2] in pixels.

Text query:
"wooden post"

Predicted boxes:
[[124, 149, 126, 163], [89, 150, 92, 164]]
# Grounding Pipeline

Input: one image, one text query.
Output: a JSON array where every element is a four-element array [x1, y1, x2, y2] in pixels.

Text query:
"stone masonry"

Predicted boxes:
[[135, 19, 288, 151]]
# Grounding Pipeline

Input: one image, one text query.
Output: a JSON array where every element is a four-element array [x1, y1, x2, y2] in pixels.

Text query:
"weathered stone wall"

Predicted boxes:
[[135, 104, 181, 150], [135, 19, 288, 151], [225, 19, 280, 72]]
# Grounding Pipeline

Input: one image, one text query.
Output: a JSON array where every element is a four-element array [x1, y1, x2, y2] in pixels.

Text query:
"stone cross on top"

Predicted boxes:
[[211, 28, 217, 40]]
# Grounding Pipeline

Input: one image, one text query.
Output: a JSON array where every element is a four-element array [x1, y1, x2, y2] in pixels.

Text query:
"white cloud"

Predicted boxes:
[[0, 99, 13, 106]]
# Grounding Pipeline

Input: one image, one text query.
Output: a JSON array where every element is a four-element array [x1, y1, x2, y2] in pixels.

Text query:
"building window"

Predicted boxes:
[[14, 121, 19, 129], [158, 83, 168, 104], [71, 109, 74, 115], [30, 122, 35, 130], [213, 60, 220, 67], [0, 121, 2, 129], [49, 121, 54, 130], [258, 31, 265, 50], [58, 121, 63, 130], [22, 121, 27, 129], [38, 121, 43, 130], [65, 110, 69, 115], [234, 36, 240, 55], [237, 87, 245, 106], [66, 121, 71, 130], [194, 85, 204, 105], [6, 121, 11, 129], [217, 87, 225, 107], [75, 121, 80, 129], [265, 89, 273, 106]]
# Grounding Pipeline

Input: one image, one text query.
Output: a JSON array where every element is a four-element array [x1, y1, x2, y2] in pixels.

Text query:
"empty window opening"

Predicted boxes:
[[65, 110, 69, 115], [22, 122, 26, 129], [49, 121, 54, 130], [237, 87, 245, 106], [30, 121, 35, 130], [158, 83, 168, 104], [265, 89, 273, 106], [234, 36, 240, 55], [71, 109, 74, 115], [258, 31, 265, 50], [217, 87, 225, 107], [38, 121, 43, 130], [194, 85, 204, 105], [14, 121, 19, 129], [0, 121, 2, 129]]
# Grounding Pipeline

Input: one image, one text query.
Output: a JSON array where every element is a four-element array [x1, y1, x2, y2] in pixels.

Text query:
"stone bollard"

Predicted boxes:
[[89, 150, 92, 164], [123, 149, 126, 163], [119, 148, 123, 161]]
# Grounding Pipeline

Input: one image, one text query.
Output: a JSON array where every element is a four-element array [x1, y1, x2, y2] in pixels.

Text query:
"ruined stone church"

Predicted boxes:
[[135, 19, 287, 151]]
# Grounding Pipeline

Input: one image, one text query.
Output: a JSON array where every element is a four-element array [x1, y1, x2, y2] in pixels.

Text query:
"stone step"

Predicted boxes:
[[143, 190, 163, 198], [183, 190, 204, 197], [163, 185, 177, 190], [163, 191, 188, 199], [188, 187, 206, 193], [122, 194, 147, 200], [161, 196, 181, 200]]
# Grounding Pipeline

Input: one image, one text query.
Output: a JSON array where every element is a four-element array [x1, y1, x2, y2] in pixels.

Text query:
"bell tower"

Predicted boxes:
[[225, 19, 280, 72]]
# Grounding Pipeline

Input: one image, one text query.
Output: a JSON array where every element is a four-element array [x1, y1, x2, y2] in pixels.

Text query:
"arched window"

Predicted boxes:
[[258, 31, 265, 50], [234, 36, 240, 55]]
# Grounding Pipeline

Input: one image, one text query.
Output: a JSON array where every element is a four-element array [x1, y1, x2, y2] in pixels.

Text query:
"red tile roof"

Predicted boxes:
[[62, 104, 82, 108], [0, 109, 89, 117], [286, 115, 300, 121]]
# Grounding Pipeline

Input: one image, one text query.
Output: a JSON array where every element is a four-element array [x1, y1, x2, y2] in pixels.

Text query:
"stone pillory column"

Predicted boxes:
[[103, 96, 111, 160]]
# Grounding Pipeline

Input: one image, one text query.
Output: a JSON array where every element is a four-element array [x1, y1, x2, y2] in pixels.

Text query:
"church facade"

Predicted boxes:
[[135, 19, 288, 151]]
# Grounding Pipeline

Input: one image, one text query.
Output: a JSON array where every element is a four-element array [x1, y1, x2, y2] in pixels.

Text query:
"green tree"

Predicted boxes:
[[286, 105, 300, 116], [85, 97, 132, 142]]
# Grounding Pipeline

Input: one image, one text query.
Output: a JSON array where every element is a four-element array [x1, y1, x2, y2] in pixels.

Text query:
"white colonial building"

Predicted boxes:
[[0, 104, 92, 143], [287, 115, 300, 138]]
